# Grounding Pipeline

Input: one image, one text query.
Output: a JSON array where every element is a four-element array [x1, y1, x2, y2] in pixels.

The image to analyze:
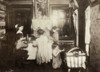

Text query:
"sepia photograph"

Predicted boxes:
[[0, 0, 100, 72]]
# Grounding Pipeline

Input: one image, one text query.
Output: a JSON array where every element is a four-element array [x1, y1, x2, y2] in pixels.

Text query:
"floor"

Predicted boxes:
[[0, 31, 97, 72], [0, 60, 67, 72], [0, 60, 88, 72]]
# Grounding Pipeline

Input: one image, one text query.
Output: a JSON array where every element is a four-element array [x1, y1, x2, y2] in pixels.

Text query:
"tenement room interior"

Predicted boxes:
[[0, 0, 100, 72]]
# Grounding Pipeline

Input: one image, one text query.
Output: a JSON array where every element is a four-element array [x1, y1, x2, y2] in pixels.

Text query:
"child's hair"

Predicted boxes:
[[52, 26, 58, 30], [59, 44, 66, 50], [52, 26, 57, 29], [52, 42, 59, 49], [29, 35, 36, 43], [37, 29, 45, 35], [30, 35, 36, 40], [18, 24, 23, 27], [17, 25, 24, 30], [52, 42, 65, 51]]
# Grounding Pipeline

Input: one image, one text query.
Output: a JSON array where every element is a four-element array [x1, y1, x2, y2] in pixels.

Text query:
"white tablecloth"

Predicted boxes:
[[25, 43, 37, 60]]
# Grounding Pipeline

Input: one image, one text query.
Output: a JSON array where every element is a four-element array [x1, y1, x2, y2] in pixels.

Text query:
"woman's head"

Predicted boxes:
[[19, 26, 24, 31], [17, 25, 24, 31]]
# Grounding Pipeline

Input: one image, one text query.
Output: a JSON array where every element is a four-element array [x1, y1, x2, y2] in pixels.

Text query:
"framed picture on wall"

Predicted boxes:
[[34, 0, 49, 18], [50, 4, 75, 40]]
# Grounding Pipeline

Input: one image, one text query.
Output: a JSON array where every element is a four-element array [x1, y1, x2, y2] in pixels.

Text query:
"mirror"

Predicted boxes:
[[34, 0, 49, 18], [50, 5, 75, 40]]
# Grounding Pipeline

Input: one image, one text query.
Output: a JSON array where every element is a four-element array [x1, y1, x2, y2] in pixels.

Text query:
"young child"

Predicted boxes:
[[51, 26, 59, 43], [34, 29, 52, 65], [52, 43, 64, 69]]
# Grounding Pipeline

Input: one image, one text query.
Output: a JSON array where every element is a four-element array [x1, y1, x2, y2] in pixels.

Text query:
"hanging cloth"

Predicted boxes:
[[85, 6, 91, 56]]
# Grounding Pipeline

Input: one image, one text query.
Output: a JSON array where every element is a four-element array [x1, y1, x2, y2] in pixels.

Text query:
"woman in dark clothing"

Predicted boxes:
[[15, 34, 28, 68]]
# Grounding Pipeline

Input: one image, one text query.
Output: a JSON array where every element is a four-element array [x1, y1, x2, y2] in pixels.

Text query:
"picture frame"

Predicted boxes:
[[49, 4, 75, 40], [34, 0, 49, 18]]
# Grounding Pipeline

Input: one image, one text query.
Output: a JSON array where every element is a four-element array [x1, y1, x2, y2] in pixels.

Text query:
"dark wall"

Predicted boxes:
[[6, 5, 32, 31]]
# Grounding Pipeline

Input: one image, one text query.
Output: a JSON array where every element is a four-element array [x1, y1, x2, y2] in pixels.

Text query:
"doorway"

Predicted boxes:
[[15, 10, 32, 36], [50, 5, 76, 40]]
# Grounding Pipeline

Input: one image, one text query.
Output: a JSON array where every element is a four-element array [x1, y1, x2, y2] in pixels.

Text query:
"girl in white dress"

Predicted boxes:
[[34, 29, 52, 64]]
